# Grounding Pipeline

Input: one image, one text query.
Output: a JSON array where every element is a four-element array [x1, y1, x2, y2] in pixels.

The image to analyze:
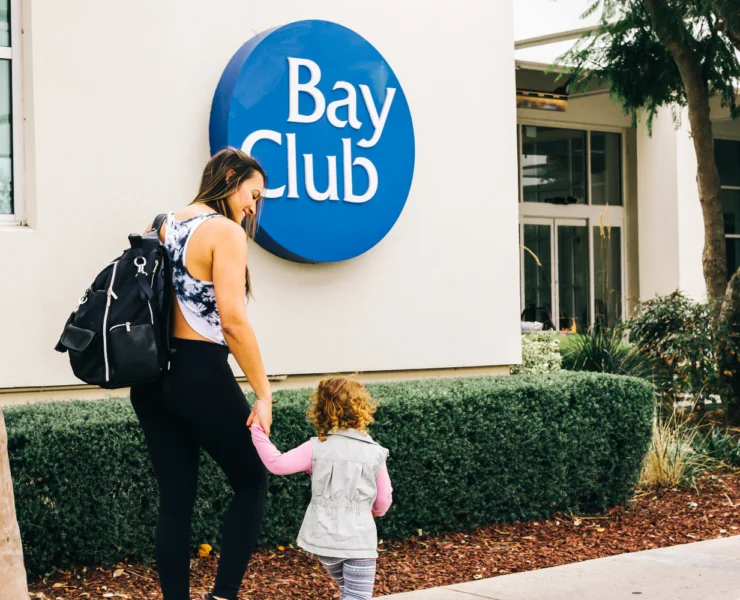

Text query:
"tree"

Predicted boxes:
[[0, 410, 29, 599], [559, 0, 740, 421]]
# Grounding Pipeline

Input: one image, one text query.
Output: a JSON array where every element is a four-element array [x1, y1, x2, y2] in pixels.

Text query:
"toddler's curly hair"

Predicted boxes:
[[308, 377, 376, 441]]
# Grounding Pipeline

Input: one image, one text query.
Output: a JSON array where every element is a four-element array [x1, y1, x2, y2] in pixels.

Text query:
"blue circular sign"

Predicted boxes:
[[210, 20, 415, 263]]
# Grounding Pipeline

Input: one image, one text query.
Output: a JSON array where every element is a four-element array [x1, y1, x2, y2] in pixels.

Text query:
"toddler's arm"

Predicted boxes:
[[250, 424, 312, 475], [372, 463, 393, 517]]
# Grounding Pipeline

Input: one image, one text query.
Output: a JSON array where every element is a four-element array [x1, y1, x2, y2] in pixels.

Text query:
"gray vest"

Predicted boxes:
[[296, 429, 389, 559]]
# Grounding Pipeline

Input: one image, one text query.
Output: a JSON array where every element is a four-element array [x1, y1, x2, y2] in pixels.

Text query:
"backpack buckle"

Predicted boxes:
[[134, 256, 148, 277], [77, 292, 88, 306]]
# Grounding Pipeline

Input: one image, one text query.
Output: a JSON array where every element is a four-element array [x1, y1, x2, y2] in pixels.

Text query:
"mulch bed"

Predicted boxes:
[[28, 472, 740, 599]]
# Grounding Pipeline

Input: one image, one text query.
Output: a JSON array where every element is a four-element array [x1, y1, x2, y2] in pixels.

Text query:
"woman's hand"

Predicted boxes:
[[247, 398, 273, 435]]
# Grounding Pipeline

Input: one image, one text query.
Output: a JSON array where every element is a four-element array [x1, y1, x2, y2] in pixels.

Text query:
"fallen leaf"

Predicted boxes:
[[198, 544, 213, 558], [113, 569, 125, 578]]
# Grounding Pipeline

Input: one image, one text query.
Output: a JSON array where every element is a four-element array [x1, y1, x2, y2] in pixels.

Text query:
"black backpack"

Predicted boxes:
[[55, 214, 173, 389]]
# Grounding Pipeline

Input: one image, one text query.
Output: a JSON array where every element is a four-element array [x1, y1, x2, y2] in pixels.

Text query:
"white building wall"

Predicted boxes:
[[637, 106, 714, 302], [637, 107, 682, 300], [0, 0, 521, 389], [676, 108, 707, 300]]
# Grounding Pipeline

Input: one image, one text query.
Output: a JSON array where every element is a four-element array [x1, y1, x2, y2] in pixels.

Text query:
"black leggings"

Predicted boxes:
[[131, 338, 268, 600]]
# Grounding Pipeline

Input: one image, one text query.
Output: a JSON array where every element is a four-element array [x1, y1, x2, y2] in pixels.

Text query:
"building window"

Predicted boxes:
[[520, 126, 622, 207], [522, 127, 587, 204], [519, 124, 624, 332], [715, 139, 740, 276], [0, 0, 20, 223], [590, 131, 622, 206]]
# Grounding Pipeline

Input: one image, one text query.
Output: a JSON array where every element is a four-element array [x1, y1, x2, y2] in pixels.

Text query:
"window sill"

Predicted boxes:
[[0, 220, 33, 232]]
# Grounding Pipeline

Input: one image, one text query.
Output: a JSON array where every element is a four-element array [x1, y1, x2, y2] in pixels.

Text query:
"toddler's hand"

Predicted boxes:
[[247, 398, 272, 435]]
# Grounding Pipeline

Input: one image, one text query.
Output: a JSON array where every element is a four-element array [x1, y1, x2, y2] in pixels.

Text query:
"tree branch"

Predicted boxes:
[[711, 0, 740, 53], [644, 0, 688, 54], [715, 18, 740, 52]]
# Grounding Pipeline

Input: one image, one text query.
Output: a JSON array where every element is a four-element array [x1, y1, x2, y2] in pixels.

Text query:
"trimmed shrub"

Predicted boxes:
[[511, 332, 562, 375], [6, 373, 654, 574]]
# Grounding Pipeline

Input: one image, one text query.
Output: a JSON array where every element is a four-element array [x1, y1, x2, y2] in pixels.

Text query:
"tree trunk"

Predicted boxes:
[[0, 410, 29, 600], [646, 0, 738, 417], [719, 270, 740, 423], [645, 0, 728, 302], [683, 81, 727, 303]]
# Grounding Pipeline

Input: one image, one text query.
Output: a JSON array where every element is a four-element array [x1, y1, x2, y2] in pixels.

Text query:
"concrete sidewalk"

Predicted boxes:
[[380, 536, 740, 599]]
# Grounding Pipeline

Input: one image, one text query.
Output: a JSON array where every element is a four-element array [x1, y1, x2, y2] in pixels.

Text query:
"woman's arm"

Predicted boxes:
[[212, 222, 273, 433], [250, 424, 312, 475], [372, 463, 393, 517]]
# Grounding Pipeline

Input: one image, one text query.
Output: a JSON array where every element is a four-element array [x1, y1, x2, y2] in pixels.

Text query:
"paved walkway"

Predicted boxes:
[[380, 536, 740, 599]]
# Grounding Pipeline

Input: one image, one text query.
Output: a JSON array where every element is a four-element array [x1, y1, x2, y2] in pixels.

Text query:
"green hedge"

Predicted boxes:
[[5, 372, 654, 574]]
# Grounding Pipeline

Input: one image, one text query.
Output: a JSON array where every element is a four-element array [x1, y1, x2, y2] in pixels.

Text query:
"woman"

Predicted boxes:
[[131, 148, 273, 600]]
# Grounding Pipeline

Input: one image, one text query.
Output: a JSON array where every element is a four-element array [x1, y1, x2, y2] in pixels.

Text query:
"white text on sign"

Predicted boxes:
[[241, 57, 397, 203]]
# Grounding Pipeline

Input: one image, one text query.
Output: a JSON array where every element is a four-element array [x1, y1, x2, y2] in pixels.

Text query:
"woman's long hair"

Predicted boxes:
[[191, 148, 267, 296]]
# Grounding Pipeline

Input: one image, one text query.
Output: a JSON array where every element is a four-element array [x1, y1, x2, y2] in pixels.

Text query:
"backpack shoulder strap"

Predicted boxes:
[[151, 213, 167, 233]]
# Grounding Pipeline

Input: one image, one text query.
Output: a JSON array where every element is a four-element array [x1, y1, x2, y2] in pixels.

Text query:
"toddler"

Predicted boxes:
[[250, 377, 392, 599]]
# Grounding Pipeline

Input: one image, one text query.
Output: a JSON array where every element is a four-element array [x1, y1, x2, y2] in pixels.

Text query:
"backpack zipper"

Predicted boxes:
[[147, 259, 159, 325], [109, 322, 131, 332], [103, 260, 119, 382], [151, 259, 159, 285]]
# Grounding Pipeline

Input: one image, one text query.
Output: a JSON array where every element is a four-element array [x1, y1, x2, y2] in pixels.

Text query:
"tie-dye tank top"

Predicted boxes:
[[164, 212, 227, 346]]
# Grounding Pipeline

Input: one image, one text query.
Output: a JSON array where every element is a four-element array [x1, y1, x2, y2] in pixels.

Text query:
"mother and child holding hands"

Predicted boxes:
[[130, 148, 392, 600]]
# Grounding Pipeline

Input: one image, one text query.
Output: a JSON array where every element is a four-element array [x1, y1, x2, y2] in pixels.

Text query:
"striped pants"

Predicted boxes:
[[318, 556, 377, 599]]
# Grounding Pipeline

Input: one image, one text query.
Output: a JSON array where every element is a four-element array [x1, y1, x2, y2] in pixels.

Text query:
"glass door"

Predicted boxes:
[[593, 224, 623, 327], [556, 220, 590, 333], [522, 220, 554, 329], [521, 218, 591, 332]]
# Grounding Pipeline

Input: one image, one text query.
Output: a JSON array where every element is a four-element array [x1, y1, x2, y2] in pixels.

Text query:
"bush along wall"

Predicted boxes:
[[511, 332, 562, 375], [5, 372, 654, 574]]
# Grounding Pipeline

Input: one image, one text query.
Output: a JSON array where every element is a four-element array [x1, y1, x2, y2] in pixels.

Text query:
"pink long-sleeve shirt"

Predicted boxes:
[[250, 424, 393, 517]]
